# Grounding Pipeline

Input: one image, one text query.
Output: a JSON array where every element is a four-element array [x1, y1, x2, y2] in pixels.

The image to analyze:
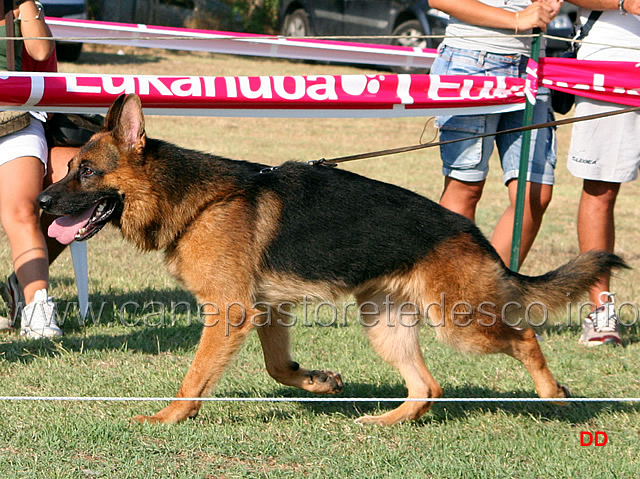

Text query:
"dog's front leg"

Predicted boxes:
[[134, 301, 254, 424]]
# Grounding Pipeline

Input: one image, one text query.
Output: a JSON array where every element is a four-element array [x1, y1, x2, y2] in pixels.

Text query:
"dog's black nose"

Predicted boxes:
[[38, 193, 53, 210]]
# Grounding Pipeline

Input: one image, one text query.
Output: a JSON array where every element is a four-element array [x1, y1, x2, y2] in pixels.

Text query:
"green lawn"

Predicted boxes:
[[0, 46, 638, 478]]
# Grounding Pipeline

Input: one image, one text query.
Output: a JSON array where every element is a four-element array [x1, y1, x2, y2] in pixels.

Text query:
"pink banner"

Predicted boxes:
[[0, 72, 526, 118], [541, 57, 640, 107]]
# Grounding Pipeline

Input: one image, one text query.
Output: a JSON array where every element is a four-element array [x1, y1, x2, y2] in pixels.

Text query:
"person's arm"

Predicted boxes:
[[567, 0, 640, 14], [14, 0, 54, 61], [430, 0, 563, 32]]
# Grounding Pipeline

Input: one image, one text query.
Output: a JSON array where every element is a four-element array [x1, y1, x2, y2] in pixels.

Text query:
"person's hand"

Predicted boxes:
[[517, 0, 562, 32], [540, 0, 564, 18]]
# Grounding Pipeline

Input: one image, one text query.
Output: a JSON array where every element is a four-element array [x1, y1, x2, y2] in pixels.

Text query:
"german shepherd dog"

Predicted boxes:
[[39, 94, 627, 425]]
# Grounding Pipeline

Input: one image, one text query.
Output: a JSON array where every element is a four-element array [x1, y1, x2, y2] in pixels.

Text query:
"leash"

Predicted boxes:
[[308, 104, 640, 167]]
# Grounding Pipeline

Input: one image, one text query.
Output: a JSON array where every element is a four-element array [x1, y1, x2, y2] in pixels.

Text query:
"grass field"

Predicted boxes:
[[0, 45, 639, 478]]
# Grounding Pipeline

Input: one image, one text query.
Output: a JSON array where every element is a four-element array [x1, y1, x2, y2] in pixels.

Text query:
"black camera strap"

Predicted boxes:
[[575, 10, 603, 50]]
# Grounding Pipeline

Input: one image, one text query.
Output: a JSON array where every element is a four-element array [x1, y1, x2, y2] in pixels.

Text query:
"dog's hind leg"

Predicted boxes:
[[256, 308, 343, 394], [437, 311, 569, 401], [492, 325, 569, 401], [354, 292, 442, 425], [134, 302, 254, 424]]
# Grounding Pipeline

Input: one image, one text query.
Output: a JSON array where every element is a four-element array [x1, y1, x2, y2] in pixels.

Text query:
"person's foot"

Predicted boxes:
[[20, 289, 63, 339], [579, 292, 621, 347], [0, 273, 23, 331]]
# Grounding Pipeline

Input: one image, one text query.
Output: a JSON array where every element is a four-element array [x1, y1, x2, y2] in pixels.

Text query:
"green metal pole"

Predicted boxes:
[[509, 29, 542, 271]]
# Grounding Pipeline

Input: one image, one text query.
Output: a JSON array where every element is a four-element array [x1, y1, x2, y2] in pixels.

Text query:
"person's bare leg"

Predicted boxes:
[[490, 180, 553, 267], [439, 176, 486, 221], [577, 179, 620, 306], [0, 157, 48, 304]]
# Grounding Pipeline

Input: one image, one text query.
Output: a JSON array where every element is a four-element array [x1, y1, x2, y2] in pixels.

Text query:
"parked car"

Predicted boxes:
[[40, 0, 88, 62], [279, 0, 447, 72], [279, 0, 578, 71]]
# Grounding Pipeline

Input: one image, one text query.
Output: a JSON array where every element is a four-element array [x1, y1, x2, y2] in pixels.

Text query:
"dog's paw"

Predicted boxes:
[[305, 370, 344, 394], [549, 383, 571, 406], [132, 414, 162, 424], [354, 414, 401, 426], [559, 383, 571, 398], [354, 415, 380, 426]]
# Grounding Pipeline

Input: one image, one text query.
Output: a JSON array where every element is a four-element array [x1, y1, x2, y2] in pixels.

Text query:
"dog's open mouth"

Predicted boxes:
[[48, 199, 118, 245]]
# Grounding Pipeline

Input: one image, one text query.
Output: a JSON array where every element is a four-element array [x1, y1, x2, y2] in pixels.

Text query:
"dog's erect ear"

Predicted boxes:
[[104, 94, 127, 132], [114, 94, 146, 154]]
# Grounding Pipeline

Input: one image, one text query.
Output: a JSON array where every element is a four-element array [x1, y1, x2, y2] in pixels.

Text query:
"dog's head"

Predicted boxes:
[[38, 93, 146, 245]]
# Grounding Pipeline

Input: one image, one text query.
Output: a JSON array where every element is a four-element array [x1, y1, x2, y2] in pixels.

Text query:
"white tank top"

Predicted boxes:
[[577, 9, 640, 62]]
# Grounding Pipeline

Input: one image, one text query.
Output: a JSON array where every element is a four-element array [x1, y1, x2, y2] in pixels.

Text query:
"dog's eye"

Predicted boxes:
[[80, 167, 96, 178]]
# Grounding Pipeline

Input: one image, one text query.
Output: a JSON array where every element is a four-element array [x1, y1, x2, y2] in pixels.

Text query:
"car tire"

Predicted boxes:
[[56, 42, 83, 62], [390, 19, 430, 73], [283, 9, 311, 37]]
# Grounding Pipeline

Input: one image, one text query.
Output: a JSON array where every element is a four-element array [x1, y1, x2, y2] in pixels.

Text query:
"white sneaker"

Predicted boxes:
[[20, 289, 63, 339], [579, 291, 621, 347]]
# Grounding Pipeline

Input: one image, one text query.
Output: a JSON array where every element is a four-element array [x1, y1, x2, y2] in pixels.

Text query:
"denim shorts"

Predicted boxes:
[[431, 45, 556, 185]]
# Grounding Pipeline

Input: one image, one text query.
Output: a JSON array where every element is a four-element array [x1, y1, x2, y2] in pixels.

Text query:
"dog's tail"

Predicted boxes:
[[505, 250, 630, 311]]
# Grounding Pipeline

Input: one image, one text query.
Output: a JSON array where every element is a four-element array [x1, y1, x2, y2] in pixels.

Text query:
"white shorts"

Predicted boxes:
[[0, 116, 48, 174], [567, 98, 640, 183]]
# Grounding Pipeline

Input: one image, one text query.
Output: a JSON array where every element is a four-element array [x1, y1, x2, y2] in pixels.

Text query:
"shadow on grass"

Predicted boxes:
[[0, 287, 203, 363], [251, 383, 640, 425], [0, 322, 203, 363], [56, 286, 196, 329]]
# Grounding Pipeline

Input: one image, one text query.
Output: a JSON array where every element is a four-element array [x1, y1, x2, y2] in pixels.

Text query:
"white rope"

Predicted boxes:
[[0, 396, 638, 403], [8, 33, 640, 52], [2, 34, 529, 41]]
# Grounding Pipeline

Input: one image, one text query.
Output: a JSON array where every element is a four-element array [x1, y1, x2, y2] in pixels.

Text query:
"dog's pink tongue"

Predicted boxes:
[[48, 206, 96, 245]]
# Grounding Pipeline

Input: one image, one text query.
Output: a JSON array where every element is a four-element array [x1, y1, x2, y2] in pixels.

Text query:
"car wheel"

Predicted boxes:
[[391, 19, 430, 73], [56, 42, 83, 62], [283, 9, 310, 37]]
